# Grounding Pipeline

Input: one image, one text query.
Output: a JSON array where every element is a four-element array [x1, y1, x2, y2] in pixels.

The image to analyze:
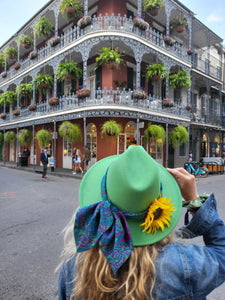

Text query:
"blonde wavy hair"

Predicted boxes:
[[57, 211, 173, 300]]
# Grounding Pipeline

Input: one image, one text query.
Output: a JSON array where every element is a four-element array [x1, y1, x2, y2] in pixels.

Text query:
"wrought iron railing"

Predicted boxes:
[[191, 108, 222, 126], [0, 14, 191, 85], [0, 89, 191, 125]]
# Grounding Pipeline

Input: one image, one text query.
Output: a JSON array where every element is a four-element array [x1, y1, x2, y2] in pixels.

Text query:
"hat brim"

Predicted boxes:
[[79, 154, 182, 246]]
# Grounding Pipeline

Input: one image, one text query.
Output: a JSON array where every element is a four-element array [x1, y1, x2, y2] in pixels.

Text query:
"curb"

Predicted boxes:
[[0, 164, 83, 179]]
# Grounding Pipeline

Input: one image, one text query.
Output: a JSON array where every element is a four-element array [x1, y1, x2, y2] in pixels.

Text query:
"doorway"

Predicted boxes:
[[63, 139, 72, 169]]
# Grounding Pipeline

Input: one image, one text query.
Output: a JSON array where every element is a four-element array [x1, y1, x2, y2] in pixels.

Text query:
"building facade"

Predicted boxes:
[[0, 0, 224, 169]]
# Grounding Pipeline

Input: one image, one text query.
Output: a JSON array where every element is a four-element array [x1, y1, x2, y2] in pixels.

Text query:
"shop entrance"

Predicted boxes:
[[86, 123, 97, 167], [9, 143, 14, 162], [63, 139, 72, 169], [117, 122, 137, 154]]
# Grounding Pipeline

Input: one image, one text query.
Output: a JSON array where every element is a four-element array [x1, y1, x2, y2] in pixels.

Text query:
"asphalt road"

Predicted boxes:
[[0, 167, 225, 300]]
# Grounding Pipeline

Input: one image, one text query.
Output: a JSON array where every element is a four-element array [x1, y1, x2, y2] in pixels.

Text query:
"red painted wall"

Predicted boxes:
[[97, 0, 127, 16], [101, 63, 127, 91]]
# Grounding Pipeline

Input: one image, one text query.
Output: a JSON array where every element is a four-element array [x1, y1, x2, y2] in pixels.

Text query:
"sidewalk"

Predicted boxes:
[[0, 161, 83, 179]]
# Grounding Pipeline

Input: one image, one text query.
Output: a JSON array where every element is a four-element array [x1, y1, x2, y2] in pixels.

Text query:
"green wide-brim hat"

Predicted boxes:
[[79, 145, 182, 245]]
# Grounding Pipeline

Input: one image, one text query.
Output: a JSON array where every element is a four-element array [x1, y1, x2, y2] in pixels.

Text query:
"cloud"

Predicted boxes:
[[207, 14, 223, 22]]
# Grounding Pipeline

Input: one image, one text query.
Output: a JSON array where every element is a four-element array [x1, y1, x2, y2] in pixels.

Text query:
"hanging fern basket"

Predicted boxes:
[[58, 121, 82, 144], [18, 129, 32, 146], [101, 120, 122, 139], [169, 125, 188, 148], [4, 131, 16, 143], [144, 122, 166, 145], [36, 129, 52, 149]]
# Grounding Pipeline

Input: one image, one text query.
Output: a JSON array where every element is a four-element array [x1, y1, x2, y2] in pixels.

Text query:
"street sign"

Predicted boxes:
[[139, 122, 144, 128]]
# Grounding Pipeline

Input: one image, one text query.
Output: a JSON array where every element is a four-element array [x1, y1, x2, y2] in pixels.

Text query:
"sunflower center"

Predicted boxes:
[[154, 208, 162, 219]]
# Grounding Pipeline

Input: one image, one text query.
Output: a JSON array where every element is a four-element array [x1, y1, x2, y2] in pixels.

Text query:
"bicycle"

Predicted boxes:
[[184, 161, 209, 178]]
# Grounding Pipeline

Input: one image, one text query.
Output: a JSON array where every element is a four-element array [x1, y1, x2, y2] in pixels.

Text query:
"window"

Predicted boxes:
[[95, 66, 102, 90], [127, 10, 134, 20], [179, 143, 185, 156], [205, 59, 209, 74], [127, 67, 134, 90], [214, 101, 219, 116], [191, 93, 197, 113], [192, 53, 198, 67], [217, 67, 222, 80], [201, 96, 205, 116], [209, 98, 213, 114], [173, 89, 181, 104]]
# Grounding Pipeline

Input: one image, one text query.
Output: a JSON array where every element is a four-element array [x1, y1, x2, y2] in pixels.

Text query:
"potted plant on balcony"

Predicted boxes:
[[36, 129, 52, 148], [77, 15, 92, 29], [170, 15, 188, 33], [163, 98, 174, 107], [187, 49, 193, 56], [18, 129, 32, 146], [145, 63, 168, 82], [5, 47, 17, 60], [48, 35, 61, 47], [32, 74, 54, 90], [133, 89, 148, 99], [49, 97, 59, 106], [19, 35, 34, 49], [0, 53, 5, 70], [0, 113, 6, 119], [59, 121, 82, 143], [169, 70, 191, 89], [13, 109, 20, 116], [29, 50, 38, 60], [114, 80, 127, 91], [133, 16, 149, 31], [95, 47, 125, 70], [16, 83, 33, 107], [144, 122, 166, 145], [163, 35, 176, 46], [101, 120, 122, 139], [76, 87, 90, 98], [169, 125, 188, 148], [56, 59, 82, 81], [28, 104, 37, 111], [32, 74, 53, 103], [59, 0, 84, 22], [14, 62, 21, 70], [5, 91, 17, 105], [142, 0, 165, 17], [186, 104, 192, 111], [1, 71, 7, 78], [4, 131, 16, 143], [34, 16, 54, 37]]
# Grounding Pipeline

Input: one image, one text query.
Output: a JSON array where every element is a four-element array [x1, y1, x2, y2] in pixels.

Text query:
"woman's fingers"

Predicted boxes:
[[167, 168, 199, 201]]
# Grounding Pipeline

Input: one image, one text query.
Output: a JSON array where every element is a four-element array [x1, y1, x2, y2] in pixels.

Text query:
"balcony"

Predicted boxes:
[[0, 14, 191, 86], [0, 89, 190, 125], [191, 108, 222, 127]]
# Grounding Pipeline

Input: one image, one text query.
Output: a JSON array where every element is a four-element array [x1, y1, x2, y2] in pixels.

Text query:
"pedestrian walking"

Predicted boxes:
[[74, 149, 83, 174], [40, 147, 50, 179], [58, 145, 225, 299], [71, 147, 77, 174], [84, 145, 91, 171]]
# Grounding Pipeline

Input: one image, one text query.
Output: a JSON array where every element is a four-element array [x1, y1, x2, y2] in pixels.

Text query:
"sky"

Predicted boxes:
[[0, 0, 225, 47], [0, 0, 50, 48], [179, 0, 225, 41]]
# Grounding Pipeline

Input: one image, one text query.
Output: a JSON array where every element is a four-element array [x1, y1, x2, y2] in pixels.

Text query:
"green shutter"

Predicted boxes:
[[95, 66, 102, 90], [127, 67, 133, 90]]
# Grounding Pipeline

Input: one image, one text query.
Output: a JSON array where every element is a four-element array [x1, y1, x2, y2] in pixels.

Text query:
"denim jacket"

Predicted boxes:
[[58, 194, 225, 300]]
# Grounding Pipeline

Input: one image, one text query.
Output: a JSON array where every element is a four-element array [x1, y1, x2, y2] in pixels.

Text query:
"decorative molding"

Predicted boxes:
[[0, 107, 190, 130]]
